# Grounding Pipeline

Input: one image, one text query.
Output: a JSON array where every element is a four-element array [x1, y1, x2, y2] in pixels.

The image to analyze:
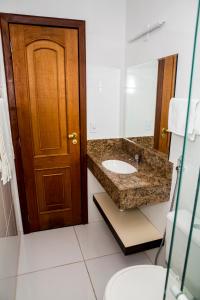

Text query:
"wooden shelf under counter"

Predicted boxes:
[[93, 193, 163, 255]]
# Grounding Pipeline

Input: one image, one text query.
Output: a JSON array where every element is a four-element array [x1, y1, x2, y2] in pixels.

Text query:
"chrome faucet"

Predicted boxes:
[[134, 154, 140, 169], [134, 154, 140, 164]]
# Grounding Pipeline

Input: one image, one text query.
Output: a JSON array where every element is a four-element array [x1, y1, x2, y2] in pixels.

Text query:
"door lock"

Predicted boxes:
[[161, 127, 168, 139], [68, 132, 78, 144]]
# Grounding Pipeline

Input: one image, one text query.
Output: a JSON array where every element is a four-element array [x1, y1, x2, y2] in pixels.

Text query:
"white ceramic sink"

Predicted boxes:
[[102, 160, 137, 175]]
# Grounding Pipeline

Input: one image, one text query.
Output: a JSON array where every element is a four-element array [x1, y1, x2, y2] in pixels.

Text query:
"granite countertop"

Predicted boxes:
[[87, 138, 173, 210]]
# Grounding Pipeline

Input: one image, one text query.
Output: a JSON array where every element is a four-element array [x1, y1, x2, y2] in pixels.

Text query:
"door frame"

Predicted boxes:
[[0, 13, 88, 233], [154, 54, 178, 156]]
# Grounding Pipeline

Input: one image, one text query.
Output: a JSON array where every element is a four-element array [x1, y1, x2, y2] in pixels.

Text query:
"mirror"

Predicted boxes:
[[124, 54, 178, 155]]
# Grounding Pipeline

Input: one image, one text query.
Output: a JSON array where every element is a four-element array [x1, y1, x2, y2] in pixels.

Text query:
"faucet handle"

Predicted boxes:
[[134, 154, 140, 162]]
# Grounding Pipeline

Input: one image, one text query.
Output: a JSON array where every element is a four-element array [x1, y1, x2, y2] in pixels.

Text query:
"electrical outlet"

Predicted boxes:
[[89, 122, 97, 133]]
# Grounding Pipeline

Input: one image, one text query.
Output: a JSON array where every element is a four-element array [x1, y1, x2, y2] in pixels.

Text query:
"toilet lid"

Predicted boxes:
[[104, 265, 166, 300]]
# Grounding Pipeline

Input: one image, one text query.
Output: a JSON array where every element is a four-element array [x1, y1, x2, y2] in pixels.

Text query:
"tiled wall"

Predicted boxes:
[[0, 181, 17, 237], [0, 181, 20, 300]]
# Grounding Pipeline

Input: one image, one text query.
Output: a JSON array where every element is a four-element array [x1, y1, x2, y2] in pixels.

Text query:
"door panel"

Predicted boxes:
[[27, 40, 68, 156], [9, 24, 82, 231], [35, 167, 72, 212]]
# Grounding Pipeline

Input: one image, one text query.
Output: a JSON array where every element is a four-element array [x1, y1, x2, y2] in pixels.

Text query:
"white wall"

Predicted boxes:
[[126, 0, 197, 99], [87, 66, 121, 139], [87, 170, 104, 223], [0, 0, 126, 140], [125, 60, 158, 137]]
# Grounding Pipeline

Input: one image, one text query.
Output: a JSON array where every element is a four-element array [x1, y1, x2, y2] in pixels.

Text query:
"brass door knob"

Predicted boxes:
[[68, 132, 77, 139], [161, 128, 168, 139], [68, 132, 78, 144]]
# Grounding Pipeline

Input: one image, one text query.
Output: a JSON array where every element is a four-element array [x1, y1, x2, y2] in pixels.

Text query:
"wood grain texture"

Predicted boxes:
[[26, 39, 68, 155], [0, 13, 87, 232], [154, 54, 178, 155], [35, 167, 72, 212]]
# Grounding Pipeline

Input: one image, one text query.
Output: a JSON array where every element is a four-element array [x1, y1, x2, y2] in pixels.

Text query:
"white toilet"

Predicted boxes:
[[104, 265, 166, 300], [104, 209, 199, 300], [166, 209, 200, 299]]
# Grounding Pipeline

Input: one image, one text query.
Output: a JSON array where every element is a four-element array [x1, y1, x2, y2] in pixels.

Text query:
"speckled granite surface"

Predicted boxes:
[[87, 138, 173, 210], [127, 136, 154, 149]]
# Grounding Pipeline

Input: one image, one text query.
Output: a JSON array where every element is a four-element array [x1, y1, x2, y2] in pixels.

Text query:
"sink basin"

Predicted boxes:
[[102, 160, 137, 174]]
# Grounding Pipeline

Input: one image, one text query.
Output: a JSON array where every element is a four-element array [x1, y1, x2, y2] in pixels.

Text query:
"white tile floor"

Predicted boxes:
[[75, 221, 121, 259], [18, 227, 82, 275], [16, 220, 153, 300]]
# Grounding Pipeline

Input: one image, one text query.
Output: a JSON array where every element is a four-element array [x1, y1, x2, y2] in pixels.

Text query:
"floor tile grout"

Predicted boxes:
[[17, 227, 85, 277], [17, 248, 121, 278], [15, 224, 157, 300], [16, 259, 84, 277], [73, 226, 98, 300], [73, 225, 85, 261], [74, 221, 122, 260], [16, 224, 121, 280], [85, 250, 122, 262]]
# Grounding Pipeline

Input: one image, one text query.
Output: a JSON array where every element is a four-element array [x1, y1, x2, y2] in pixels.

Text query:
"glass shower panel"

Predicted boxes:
[[181, 173, 200, 299], [164, 1, 200, 299]]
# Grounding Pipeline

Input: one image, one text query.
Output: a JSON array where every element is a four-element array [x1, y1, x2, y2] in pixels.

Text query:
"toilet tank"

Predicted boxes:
[[166, 209, 200, 299]]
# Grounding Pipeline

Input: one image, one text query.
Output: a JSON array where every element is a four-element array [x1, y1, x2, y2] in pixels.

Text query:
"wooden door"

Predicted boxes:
[[9, 24, 83, 232], [154, 54, 178, 154]]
